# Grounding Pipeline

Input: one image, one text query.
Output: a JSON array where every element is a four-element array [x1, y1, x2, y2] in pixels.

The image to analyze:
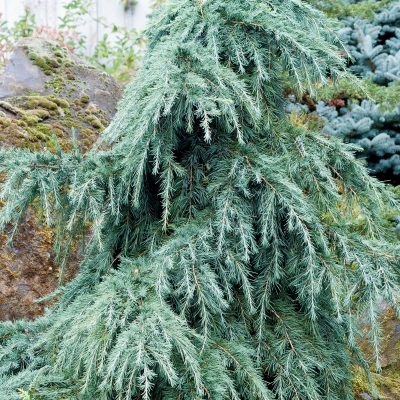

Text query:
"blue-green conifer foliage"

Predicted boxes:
[[0, 0, 399, 399]]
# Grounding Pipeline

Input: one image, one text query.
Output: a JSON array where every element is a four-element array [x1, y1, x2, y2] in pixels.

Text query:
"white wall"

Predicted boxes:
[[0, 0, 152, 55]]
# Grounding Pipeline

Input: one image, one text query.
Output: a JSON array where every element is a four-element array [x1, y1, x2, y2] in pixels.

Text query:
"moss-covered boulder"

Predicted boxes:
[[353, 305, 400, 399], [0, 209, 80, 320], [0, 37, 122, 153], [0, 37, 123, 321]]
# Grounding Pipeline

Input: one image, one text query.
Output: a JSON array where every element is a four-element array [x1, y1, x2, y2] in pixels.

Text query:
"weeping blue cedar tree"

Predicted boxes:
[[0, 0, 400, 399]]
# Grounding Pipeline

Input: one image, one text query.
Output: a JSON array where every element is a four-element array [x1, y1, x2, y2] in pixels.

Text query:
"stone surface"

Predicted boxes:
[[355, 306, 400, 400], [0, 210, 61, 320], [0, 47, 47, 95], [0, 37, 122, 119], [0, 37, 122, 154], [0, 37, 123, 321]]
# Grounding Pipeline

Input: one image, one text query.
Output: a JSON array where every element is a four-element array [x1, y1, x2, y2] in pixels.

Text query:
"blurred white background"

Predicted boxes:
[[0, 0, 152, 55]]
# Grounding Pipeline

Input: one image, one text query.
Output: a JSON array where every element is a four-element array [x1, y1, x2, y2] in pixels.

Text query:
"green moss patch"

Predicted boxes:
[[27, 42, 70, 76], [0, 93, 107, 153], [0, 38, 121, 153]]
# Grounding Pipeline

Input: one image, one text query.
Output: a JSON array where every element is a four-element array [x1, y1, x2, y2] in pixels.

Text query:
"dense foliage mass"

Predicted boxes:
[[0, 0, 400, 399]]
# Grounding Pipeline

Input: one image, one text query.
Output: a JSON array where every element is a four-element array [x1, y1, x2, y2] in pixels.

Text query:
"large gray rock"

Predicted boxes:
[[0, 47, 47, 95], [0, 37, 122, 119], [0, 37, 123, 153], [0, 38, 124, 321]]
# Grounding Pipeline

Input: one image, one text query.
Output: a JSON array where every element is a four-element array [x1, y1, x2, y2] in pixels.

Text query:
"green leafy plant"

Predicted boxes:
[[57, 0, 94, 53], [92, 24, 144, 83], [0, 6, 36, 66]]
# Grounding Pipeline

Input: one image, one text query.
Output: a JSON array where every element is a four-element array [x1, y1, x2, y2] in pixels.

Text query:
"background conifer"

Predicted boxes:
[[0, 0, 400, 399], [288, 0, 400, 184]]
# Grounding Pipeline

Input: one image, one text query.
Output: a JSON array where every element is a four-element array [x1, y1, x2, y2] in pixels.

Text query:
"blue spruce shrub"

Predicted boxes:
[[288, 1, 400, 183]]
